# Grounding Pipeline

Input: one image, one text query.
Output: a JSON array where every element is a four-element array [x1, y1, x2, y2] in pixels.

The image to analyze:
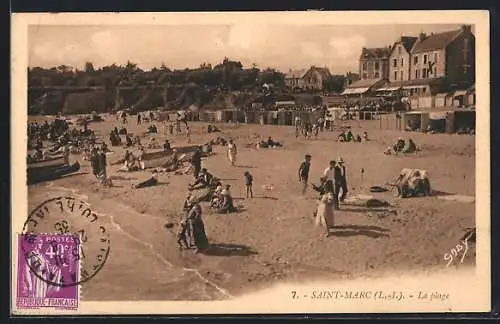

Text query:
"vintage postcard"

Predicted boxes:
[[11, 11, 490, 315]]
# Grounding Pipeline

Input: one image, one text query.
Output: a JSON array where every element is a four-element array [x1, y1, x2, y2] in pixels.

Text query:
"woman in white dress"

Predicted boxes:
[[315, 190, 335, 236], [227, 139, 237, 166]]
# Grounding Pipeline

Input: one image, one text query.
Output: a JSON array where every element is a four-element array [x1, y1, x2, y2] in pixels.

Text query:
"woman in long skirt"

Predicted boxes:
[[227, 139, 237, 166], [187, 201, 209, 253], [315, 192, 335, 236]]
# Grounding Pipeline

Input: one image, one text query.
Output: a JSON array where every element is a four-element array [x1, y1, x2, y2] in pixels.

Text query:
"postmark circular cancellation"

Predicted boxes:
[[19, 196, 111, 298]]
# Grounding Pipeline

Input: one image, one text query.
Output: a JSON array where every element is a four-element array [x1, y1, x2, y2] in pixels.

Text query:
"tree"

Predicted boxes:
[[56, 65, 73, 74], [85, 62, 95, 73]]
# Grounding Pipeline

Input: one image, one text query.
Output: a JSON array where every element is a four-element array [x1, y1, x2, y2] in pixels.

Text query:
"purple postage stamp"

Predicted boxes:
[[17, 233, 80, 309]]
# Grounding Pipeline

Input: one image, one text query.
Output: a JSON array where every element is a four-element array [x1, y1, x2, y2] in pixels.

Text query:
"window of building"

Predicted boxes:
[[423, 54, 428, 64], [434, 52, 438, 63], [375, 62, 379, 70], [398, 46, 402, 54], [394, 71, 397, 80], [393, 59, 397, 67], [414, 56, 418, 64], [362, 62, 367, 70], [415, 69, 420, 79], [422, 68, 427, 78], [400, 71, 404, 80], [362, 73, 368, 79], [374, 72, 380, 78], [422, 87, 427, 94], [401, 58, 404, 66]]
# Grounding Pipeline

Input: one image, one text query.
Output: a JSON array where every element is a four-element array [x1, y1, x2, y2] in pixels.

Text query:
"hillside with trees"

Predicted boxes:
[[28, 58, 339, 115]]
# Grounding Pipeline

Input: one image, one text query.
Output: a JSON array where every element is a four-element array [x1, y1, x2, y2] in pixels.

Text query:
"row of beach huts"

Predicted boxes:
[[154, 107, 475, 134]]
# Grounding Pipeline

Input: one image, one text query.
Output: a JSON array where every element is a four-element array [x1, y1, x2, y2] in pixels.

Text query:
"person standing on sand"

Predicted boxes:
[[186, 199, 209, 253], [244, 171, 253, 198], [186, 127, 191, 143], [323, 160, 336, 193], [227, 139, 237, 166], [334, 157, 348, 208], [298, 154, 312, 195], [62, 144, 70, 165], [137, 113, 142, 125], [191, 148, 202, 179], [90, 146, 100, 178], [314, 183, 335, 237]]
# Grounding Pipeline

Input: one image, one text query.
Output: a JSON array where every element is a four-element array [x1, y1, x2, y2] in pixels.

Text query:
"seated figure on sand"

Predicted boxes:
[[161, 149, 181, 172], [163, 139, 172, 153], [125, 134, 133, 147], [109, 131, 121, 146], [345, 129, 355, 142], [118, 127, 128, 135], [189, 168, 214, 190], [259, 136, 283, 149], [362, 131, 369, 141], [147, 137, 160, 149], [201, 142, 213, 155], [217, 184, 237, 214], [393, 137, 405, 153], [209, 185, 224, 208], [207, 124, 220, 133], [402, 138, 417, 154], [147, 124, 158, 134]]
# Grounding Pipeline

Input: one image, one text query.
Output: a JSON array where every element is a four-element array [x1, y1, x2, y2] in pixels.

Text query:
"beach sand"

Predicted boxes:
[[26, 115, 476, 301]]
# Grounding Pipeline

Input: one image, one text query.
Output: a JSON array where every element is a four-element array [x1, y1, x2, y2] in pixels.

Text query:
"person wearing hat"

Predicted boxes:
[[334, 157, 348, 207]]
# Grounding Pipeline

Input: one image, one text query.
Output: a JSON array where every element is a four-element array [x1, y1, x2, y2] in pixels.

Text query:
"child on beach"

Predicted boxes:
[[244, 171, 253, 198]]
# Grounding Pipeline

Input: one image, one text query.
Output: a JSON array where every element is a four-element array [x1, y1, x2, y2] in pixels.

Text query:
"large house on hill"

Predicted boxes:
[[385, 25, 475, 97], [359, 46, 391, 80], [284, 66, 332, 91]]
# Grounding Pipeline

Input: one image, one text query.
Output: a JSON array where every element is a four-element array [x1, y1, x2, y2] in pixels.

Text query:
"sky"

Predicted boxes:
[[28, 23, 471, 75]]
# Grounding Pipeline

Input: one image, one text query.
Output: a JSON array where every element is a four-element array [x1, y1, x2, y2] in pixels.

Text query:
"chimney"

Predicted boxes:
[[419, 32, 427, 41], [461, 24, 472, 33]]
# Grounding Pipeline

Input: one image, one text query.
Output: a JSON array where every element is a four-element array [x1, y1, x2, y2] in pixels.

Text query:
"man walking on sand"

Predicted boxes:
[[298, 154, 311, 195], [334, 157, 348, 209]]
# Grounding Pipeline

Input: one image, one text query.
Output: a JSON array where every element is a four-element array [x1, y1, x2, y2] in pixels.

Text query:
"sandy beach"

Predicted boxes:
[[26, 116, 476, 301]]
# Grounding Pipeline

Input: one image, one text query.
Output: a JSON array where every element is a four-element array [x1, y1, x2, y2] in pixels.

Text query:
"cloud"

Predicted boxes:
[[299, 42, 325, 60], [329, 35, 367, 60]]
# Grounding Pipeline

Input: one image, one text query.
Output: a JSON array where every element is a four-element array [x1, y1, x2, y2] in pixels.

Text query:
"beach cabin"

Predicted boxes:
[[215, 110, 224, 122], [403, 111, 430, 131], [277, 110, 294, 126], [445, 109, 475, 133], [244, 111, 257, 124], [428, 111, 447, 132], [275, 101, 296, 109]]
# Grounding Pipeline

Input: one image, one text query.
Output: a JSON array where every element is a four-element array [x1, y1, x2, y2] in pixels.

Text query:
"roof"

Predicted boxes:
[[388, 77, 444, 88], [391, 36, 418, 55], [285, 69, 307, 79], [359, 47, 391, 60], [346, 78, 382, 89], [311, 67, 332, 79], [411, 29, 462, 54]]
